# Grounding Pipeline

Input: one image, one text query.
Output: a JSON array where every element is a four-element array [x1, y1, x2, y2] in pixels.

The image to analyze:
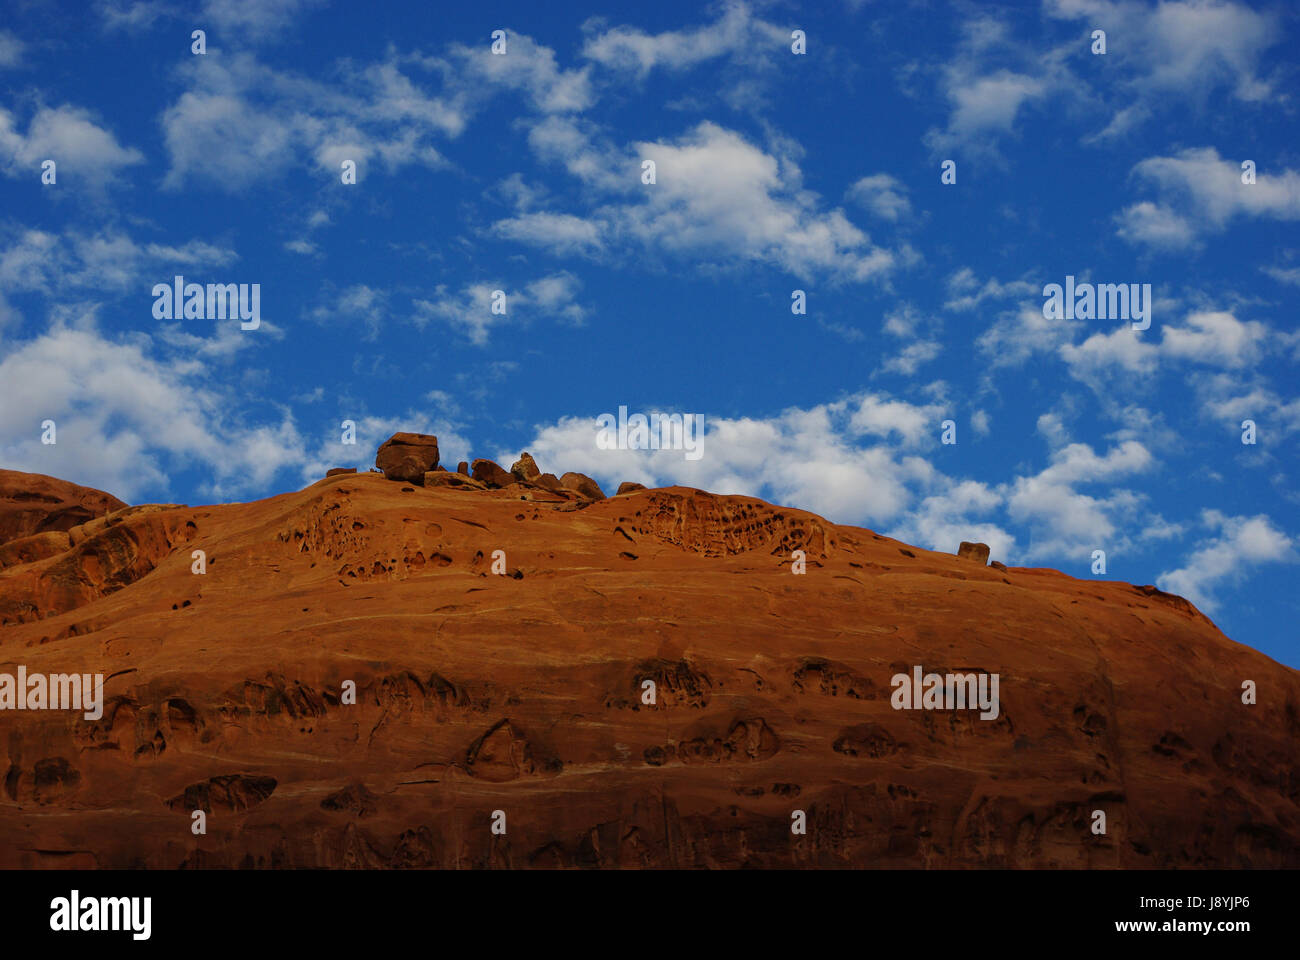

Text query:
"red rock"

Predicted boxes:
[[958, 541, 991, 564], [457, 462, 469, 476], [0, 473, 1294, 868], [561, 472, 605, 500], [533, 473, 565, 493], [0, 470, 126, 546], [424, 471, 485, 490], [616, 482, 647, 495], [326, 468, 357, 477], [375, 433, 439, 483], [471, 459, 514, 488], [0, 530, 70, 569], [511, 452, 541, 481]]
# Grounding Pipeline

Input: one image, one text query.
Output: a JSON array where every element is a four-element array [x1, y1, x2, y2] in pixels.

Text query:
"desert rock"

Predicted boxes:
[[424, 471, 486, 491], [375, 433, 440, 484], [0, 470, 126, 546], [471, 459, 514, 488], [0, 469, 1294, 868], [533, 473, 565, 494], [561, 472, 605, 500], [510, 453, 541, 481], [0, 530, 71, 569]]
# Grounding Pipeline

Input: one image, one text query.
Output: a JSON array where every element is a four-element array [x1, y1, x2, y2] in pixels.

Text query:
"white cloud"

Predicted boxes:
[[515, 394, 953, 528], [1036, 411, 1071, 449], [501, 120, 901, 283], [582, 3, 786, 76], [933, 70, 1047, 149], [978, 303, 1080, 367], [494, 172, 549, 211], [1160, 311, 1267, 367], [306, 284, 388, 339], [491, 212, 604, 257], [943, 268, 1037, 311], [0, 30, 24, 68], [515, 394, 1164, 571], [847, 173, 911, 221], [1157, 511, 1295, 612], [1191, 373, 1300, 439], [848, 395, 946, 446], [1117, 148, 1300, 250], [926, 3, 1282, 153], [511, 388, 991, 538], [1060, 327, 1160, 385], [0, 105, 143, 187], [0, 323, 302, 501], [1114, 201, 1199, 251], [920, 17, 1067, 155], [884, 303, 926, 337], [0, 226, 237, 296], [624, 122, 896, 282], [0, 307, 474, 501], [1060, 310, 1271, 387], [1262, 264, 1300, 286], [1047, 0, 1281, 103], [412, 272, 586, 345], [524, 115, 633, 193], [160, 51, 463, 190], [890, 480, 1015, 560], [881, 339, 942, 376], [1003, 440, 1158, 562], [156, 32, 589, 189], [444, 33, 593, 114], [201, 0, 325, 34], [97, 1, 173, 33]]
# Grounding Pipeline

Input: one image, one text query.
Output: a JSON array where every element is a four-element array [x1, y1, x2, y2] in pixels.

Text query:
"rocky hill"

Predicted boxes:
[[0, 441, 1295, 868]]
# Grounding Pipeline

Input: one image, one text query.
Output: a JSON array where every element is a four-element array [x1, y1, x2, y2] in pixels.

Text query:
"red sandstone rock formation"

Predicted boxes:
[[0, 471, 125, 547], [0, 466, 1295, 869], [510, 453, 541, 482], [470, 458, 514, 488], [375, 433, 440, 484], [560, 471, 605, 500]]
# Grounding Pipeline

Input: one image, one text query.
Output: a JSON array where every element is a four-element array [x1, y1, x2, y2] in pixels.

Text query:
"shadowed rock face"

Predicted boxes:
[[375, 433, 440, 484], [470, 459, 513, 488], [0, 468, 1296, 869], [560, 472, 605, 500], [0, 471, 125, 547]]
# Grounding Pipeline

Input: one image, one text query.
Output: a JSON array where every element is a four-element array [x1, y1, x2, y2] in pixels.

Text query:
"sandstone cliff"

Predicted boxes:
[[0, 466, 1295, 868]]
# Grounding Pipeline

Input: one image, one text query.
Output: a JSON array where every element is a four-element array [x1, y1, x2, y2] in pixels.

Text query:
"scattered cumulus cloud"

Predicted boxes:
[[1158, 510, 1295, 612]]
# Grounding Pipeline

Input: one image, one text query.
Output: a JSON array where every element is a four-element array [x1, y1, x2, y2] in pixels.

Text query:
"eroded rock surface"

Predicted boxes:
[[0, 468, 1295, 869]]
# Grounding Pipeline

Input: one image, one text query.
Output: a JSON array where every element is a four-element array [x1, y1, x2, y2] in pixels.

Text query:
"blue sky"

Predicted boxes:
[[0, 0, 1297, 664]]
